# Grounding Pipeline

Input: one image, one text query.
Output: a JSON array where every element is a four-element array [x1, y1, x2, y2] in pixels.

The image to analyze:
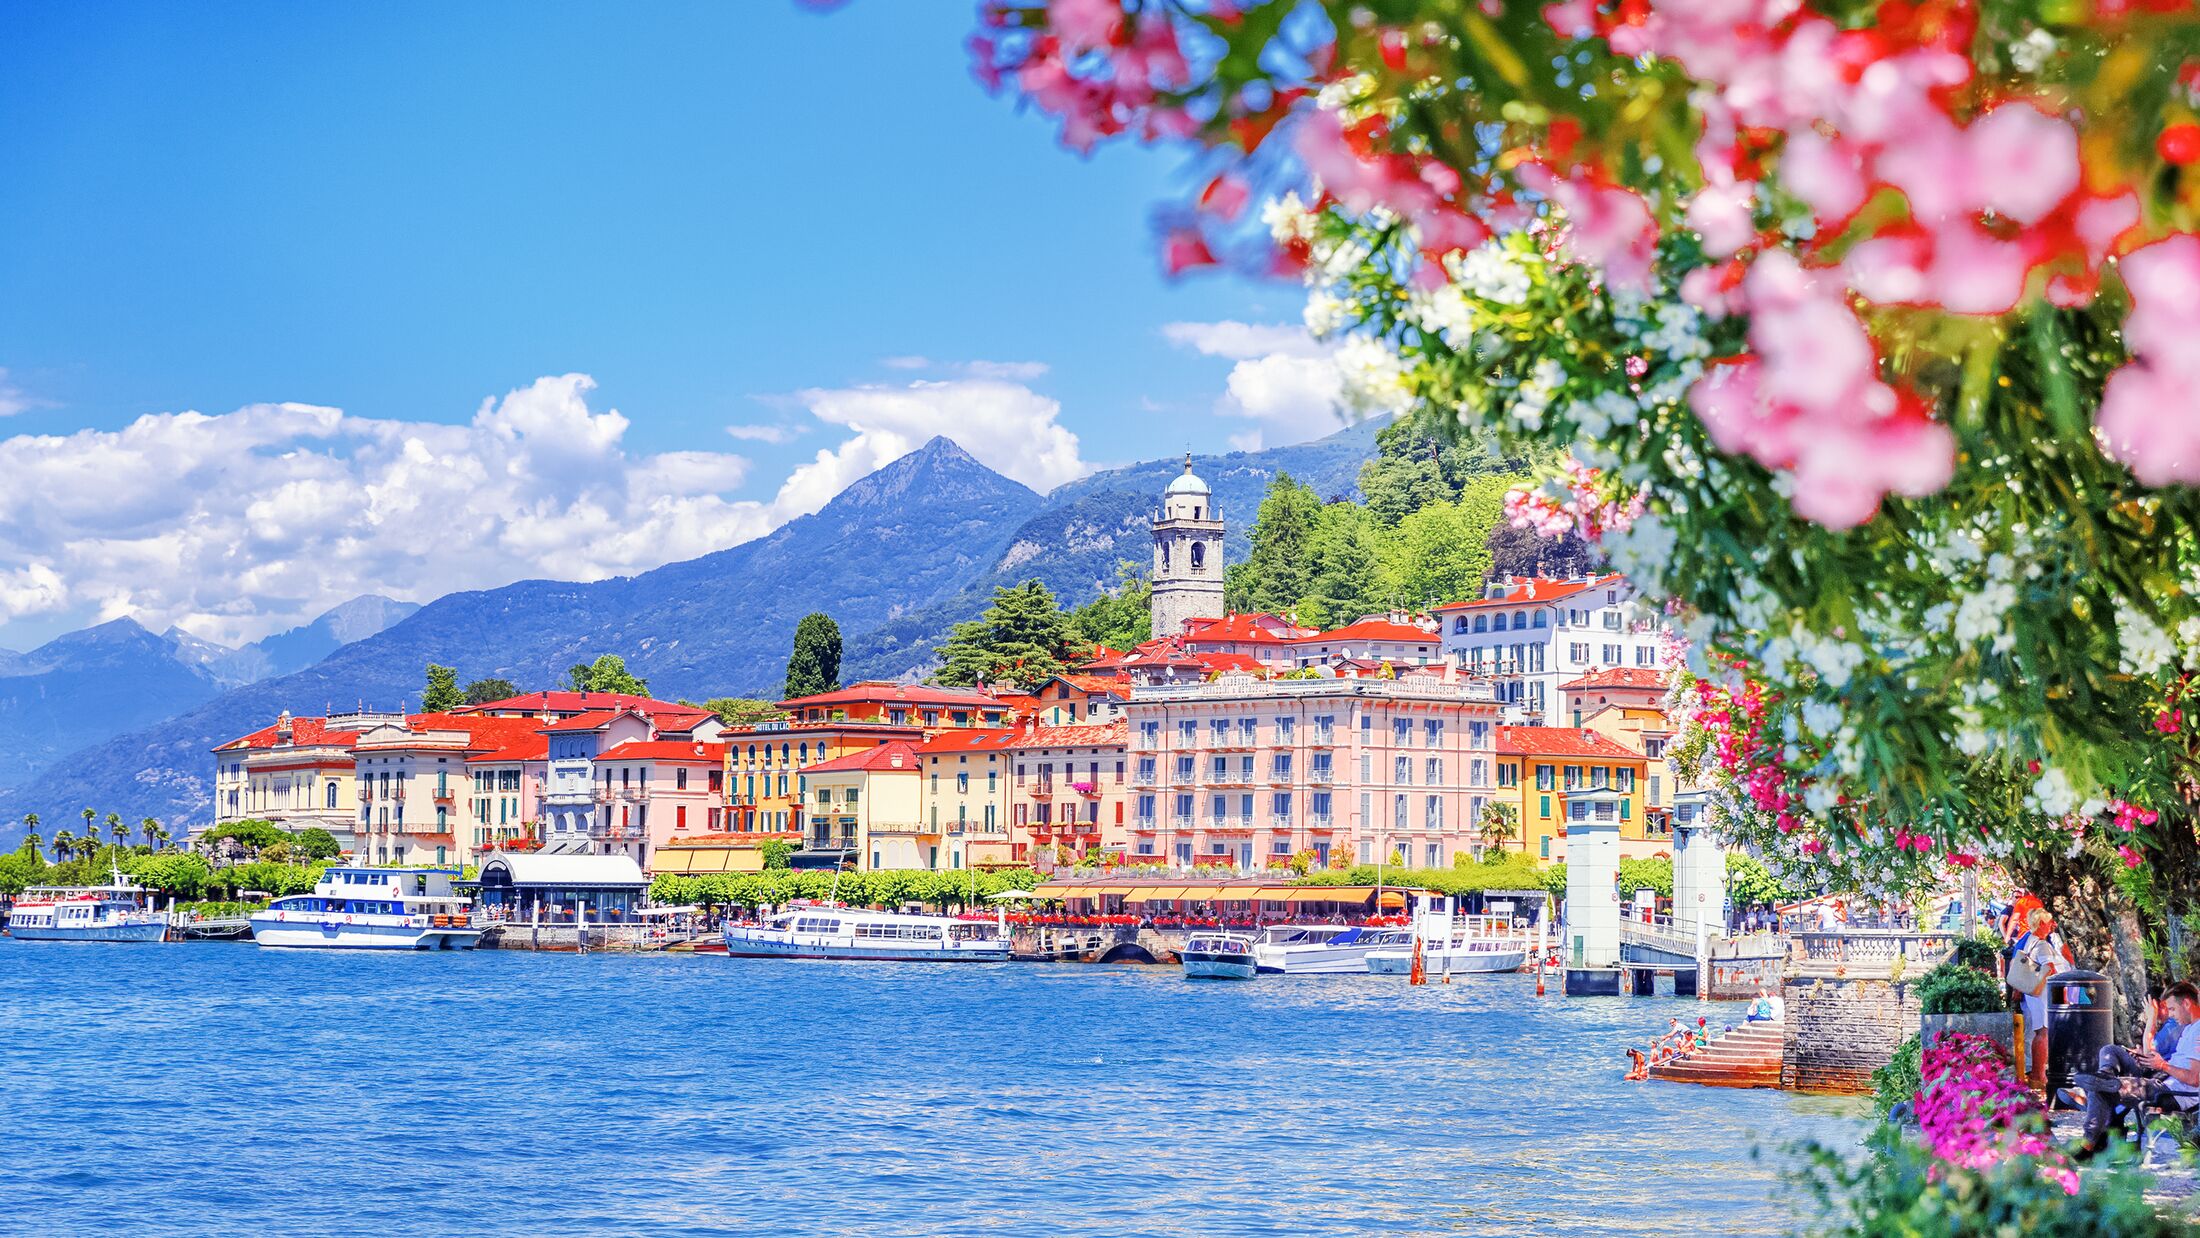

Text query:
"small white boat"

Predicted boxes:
[[1181, 931, 1256, 980], [7, 871, 168, 943], [723, 906, 1011, 962], [1365, 896, 1529, 975], [1252, 924, 1412, 975], [249, 866, 481, 950]]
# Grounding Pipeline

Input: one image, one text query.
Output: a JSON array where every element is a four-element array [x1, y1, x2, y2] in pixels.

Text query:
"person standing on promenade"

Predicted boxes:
[[2008, 908, 2073, 1096]]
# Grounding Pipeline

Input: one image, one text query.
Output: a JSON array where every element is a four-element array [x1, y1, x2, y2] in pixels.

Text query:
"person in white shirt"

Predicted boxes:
[[2083, 981, 2200, 1153]]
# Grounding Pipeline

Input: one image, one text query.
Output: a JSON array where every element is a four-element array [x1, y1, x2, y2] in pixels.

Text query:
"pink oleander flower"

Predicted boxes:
[[2099, 234, 2200, 485]]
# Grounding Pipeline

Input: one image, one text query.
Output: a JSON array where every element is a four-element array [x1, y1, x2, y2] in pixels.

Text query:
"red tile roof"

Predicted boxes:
[[1180, 613, 1314, 644], [1432, 574, 1623, 612], [802, 740, 922, 774], [214, 716, 364, 752], [777, 681, 1007, 711], [1191, 652, 1266, 674], [1050, 673, 1130, 698], [1010, 719, 1128, 750], [1495, 725, 1645, 761], [540, 709, 632, 733], [917, 728, 1021, 757], [466, 735, 548, 764], [1560, 667, 1669, 691], [1299, 618, 1439, 644]]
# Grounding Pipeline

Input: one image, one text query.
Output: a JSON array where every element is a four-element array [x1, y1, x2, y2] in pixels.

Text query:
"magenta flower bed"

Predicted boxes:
[[1915, 1033, 2078, 1195]]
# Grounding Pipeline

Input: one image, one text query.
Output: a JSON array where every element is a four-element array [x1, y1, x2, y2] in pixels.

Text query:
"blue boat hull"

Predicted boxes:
[[9, 921, 168, 943]]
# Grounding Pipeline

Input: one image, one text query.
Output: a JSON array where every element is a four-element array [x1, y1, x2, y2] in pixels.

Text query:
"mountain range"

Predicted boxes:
[[0, 420, 1384, 845], [0, 596, 418, 800]]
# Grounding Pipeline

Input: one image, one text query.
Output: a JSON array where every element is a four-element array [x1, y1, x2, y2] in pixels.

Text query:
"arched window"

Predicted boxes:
[[1191, 542, 1206, 572], [1160, 542, 1171, 571], [326, 780, 338, 809]]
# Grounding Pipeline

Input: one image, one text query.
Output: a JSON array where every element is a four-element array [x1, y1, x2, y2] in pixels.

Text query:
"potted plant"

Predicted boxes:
[[1915, 958, 2015, 1057]]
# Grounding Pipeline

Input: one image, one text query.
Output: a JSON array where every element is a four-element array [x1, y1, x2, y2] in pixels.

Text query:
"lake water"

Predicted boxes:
[[0, 941, 1865, 1236]]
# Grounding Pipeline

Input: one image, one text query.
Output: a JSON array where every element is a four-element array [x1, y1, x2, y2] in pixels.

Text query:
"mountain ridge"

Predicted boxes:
[[0, 421, 1385, 841]]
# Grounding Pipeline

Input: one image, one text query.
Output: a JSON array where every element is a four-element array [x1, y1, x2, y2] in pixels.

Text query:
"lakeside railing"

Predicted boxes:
[[1788, 929, 1957, 975]]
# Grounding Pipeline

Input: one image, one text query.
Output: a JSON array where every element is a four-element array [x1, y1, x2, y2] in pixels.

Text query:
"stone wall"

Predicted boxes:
[[1781, 973, 1921, 1094]]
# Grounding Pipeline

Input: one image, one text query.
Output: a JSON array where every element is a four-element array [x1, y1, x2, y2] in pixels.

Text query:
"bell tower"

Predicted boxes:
[[1151, 454, 1226, 639]]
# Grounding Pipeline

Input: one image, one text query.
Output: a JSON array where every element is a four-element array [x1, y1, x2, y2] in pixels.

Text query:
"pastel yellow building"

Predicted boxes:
[[1494, 725, 1655, 864], [916, 728, 1017, 867]]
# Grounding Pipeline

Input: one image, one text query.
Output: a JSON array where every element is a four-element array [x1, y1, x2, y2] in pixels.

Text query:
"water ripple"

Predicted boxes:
[[0, 941, 1863, 1236]]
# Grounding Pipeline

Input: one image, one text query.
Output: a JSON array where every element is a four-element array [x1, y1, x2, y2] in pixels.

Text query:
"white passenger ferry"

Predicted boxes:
[[722, 906, 1011, 962], [1252, 923, 1413, 974], [248, 866, 481, 950], [7, 871, 168, 943], [1365, 896, 1529, 976]]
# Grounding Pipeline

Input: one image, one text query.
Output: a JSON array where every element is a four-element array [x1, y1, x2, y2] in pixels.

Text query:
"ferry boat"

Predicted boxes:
[[1251, 923, 1413, 975], [6, 870, 168, 943], [1365, 896, 1529, 976], [722, 907, 1011, 962], [248, 866, 482, 950], [1180, 931, 1257, 980]]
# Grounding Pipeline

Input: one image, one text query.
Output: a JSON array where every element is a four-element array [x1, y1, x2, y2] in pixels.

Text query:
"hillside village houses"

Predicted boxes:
[[205, 459, 1695, 880]]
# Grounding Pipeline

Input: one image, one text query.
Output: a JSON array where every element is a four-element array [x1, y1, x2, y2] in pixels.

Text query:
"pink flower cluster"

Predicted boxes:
[[970, 1, 1194, 155], [1915, 1033, 2077, 1194], [1688, 253, 1955, 528], [2097, 234, 2200, 486], [1501, 459, 1644, 543]]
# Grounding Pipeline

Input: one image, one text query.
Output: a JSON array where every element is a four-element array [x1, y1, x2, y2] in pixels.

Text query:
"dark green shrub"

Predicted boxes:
[[1916, 960, 2007, 1015], [1945, 933, 2003, 974]]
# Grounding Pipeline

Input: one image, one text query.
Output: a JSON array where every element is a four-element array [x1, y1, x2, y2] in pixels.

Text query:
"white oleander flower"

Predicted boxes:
[[1447, 240, 1532, 306], [1303, 291, 1350, 340], [2010, 29, 2057, 74], [1334, 335, 1415, 416], [2118, 606, 2177, 677], [2025, 766, 2079, 818]]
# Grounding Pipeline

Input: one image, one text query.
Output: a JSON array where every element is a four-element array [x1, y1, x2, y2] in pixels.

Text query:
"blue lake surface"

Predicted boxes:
[[0, 940, 1865, 1236]]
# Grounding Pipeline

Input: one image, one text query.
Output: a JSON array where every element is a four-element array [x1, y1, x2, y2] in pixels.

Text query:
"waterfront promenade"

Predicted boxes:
[[0, 938, 1866, 1237]]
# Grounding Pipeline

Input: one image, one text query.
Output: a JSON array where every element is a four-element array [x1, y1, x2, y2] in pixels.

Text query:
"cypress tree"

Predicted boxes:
[[784, 613, 844, 699]]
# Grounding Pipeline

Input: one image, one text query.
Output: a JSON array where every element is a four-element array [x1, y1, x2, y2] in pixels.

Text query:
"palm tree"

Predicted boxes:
[[20, 811, 38, 861], [152, 826, 172, 851], [80, 806, 96, 840], [51, 829, 75, 863], [141, 817, 160, 850]]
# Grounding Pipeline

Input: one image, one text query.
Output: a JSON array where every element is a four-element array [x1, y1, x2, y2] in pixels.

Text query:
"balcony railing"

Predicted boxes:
[[1210, 816, 1250, 832], [1132, 816, 1159, 832], [1170, 815, 1195, 830], [1307, 815, 1335, 831], [1267, 767, 1295, 784], [1267, 818, 1295, 832], [358, 787, 375, 803], [1308, 730, 1337, 747], [1209, 770, 1256, 787], [1308, 768, 1335, 784], [593, 787, 614, 804]]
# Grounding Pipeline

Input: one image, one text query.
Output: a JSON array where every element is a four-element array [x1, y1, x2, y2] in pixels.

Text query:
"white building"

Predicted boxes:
[[1431, 574, 1669, 723]]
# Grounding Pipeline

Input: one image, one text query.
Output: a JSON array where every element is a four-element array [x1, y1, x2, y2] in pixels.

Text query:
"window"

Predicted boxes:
[[957, 771, 970, 793], [676, 805, 687, 829], [1570, 800, 1588, 821], [1274, 716, 1296, 743], [1535, 764, 1555, 791], [1540, 835, 1551, 859], [1648, 775, 1661, 803], [1563, 766, 1582, 790], [1636, 645, 1656, 667], [1272, 792, 1291, 819], [1393, 756, 1411, 784], [1498, 763, 1518, 788], [1532, 610, 1548, 629], [1210, 756, 1228, 781], [1604, 609, 1623, 630], [1271, 753, 1293, 779], [1425, 795, 1442, 829], [1210, 794, 1228, 822], [1177, 720, 1197, 746], [1425, 758, 1442, 785], [1470, 758, 1488, 786], [1617, 768, 1635, 792], [1644, 738, 1666, 759], [1539, 794, 1551, 818], [1570, 642, 1590, 663], [1139, 721, 1161, 747], [1604, 643, 1623, 664], [1392, 718, 1410, 743], [675, 768, 688, 791], [1393, 794, 1407, 830], [1191, 542, 1205, 570], [326, 781, 338, 809], [1359, 839, 1372, 864]]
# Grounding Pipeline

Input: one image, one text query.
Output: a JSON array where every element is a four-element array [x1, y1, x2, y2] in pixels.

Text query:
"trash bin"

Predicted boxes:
[[2046, 968, 2113, 1095]]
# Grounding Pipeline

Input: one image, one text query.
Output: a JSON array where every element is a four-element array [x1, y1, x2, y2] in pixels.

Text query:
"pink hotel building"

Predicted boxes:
[[1123, 671, 1503, 872]]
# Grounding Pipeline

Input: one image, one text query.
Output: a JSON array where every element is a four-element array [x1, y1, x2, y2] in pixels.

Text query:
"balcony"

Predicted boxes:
[[1209, 734, 1257, 752], [1170, 815, 1196, 830], [1267, 818, 1295, 832], [617, 787, 648, 803], [1308, 730, 1337, 747], [593, 787, 614, 804], [1068, 781, 1101, 799], [589, 823, 644, 842], [1210, 817, 1251, 833], [1208, 769, 1256, 788], [1307, 815, 1335, 831], [358, 786, 375, 803], [1131, 816, 1159, 833], [1266, 767, 1295, 785], [390, 789, 407, 803], [1308, 768, 1335, 784], [432, 788, 455, 805]]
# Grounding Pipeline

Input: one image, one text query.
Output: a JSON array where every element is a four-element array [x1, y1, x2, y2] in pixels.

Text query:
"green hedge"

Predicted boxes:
[[649, 867, 1043, 910]]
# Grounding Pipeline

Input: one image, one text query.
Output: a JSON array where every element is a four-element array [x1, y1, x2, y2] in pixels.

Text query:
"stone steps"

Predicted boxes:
[[1649, 1022, 1784, 1089]]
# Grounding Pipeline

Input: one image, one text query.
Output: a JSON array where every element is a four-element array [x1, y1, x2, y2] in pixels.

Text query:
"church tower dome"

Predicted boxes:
[[1151, 454, 1226, 639]]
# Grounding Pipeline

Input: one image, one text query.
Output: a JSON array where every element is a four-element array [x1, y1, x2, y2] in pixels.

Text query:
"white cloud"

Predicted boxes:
[[724, 423, 802, 444], [782, 377, 1087, 510], [0, 374, 777, 645], [961, 360, 1050, 380], [1162, 320, 1323, 361], [880, 355, 932, 371], [0, 369, 32, 417], [1164, 320, 1350, 449]]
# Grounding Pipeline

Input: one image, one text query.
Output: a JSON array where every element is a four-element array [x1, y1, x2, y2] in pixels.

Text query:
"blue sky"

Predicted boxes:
[[0, 2, 1341, 650]]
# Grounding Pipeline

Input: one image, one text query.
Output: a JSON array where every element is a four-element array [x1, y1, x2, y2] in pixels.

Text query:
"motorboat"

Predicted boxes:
[[1252, 923, 1412, 975], [1366, 895, 1529, 976], [1180, 931, 1256, 980], [723, 906, 1011, 962], [7, 870, 168, 942], [248, 866, 481, 950]]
